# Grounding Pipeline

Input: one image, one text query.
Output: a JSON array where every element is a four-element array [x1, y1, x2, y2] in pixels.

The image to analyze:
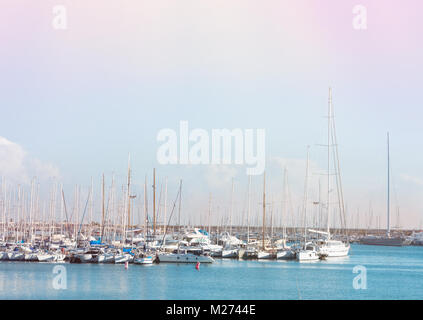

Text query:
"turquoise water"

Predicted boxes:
[[1, 244, 422, 299]]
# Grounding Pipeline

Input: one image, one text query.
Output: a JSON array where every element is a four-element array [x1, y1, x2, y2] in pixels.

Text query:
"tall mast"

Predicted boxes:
[[164, 177, 168, 234], [303, 146, 310, 246], [247, 175, 251, 244], [144, 175, 148, 239], [208, 193, 212, 235], [153, 168, 156, 235], [178, 179, 182, 231], [282, 168, 287, 239], [327, 87, 332, 237], [230, 179, 234, 235], [262, 172, 266, 251], [387, 132, 390, 237], [127, 154, 131, 229], [89, 177, 93, 238], [101, 173, 105, 241]]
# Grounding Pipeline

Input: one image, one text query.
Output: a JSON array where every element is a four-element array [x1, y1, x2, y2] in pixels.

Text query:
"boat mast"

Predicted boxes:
[[387, 132, 390, 237], [327, 88, 332, 238], [178, 179, 182, 232], [101, 173, 105, 241], [302, 146, 310, 247], [164, 177, 168, 235], [247, 175, 251, 245], [153, 168, 156, 235], [208, 193, 211, 235], [127, 154, 131, 230], [262, 172, 266, 251], [144, 175, 148, 240], [230, 179, 234, 235], [282, 168, 287, 239]]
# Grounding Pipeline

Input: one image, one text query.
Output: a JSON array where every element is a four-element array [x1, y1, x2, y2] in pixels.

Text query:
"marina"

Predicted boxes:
[[1, 244, 423, 300]]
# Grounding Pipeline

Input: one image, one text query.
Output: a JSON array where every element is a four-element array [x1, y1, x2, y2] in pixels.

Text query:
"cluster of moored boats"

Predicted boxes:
[[0, 227, 352, 265]]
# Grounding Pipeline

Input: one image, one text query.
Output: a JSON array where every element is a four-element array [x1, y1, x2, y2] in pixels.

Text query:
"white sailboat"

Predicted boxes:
[[134, 254, 154, 264], [296, 147, 319, 262], [157, 250, 214, 263], [296, 242, 319, 261], [313, 88, 350, 258]]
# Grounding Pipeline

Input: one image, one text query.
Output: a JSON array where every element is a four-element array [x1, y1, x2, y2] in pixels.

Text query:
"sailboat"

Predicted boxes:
[[296, 147, 319, 261], [257, 173, 277, 260], [276, 168, 296, 260], [312, 88, 350, 257], [241, 176, 258, 260], [360, 133, 405, 246], [157, 180, 215, 264]]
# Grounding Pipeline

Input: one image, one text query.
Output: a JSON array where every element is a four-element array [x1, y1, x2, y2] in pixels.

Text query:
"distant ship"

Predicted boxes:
[[360, 133, 405, 247], [359, 235, 405, 246]]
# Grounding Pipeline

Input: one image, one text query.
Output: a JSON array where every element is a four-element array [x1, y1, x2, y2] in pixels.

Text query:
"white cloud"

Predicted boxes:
[[204, 165, 238, 189], [400, 174, 423, 186], [0, 136, 60, 185]]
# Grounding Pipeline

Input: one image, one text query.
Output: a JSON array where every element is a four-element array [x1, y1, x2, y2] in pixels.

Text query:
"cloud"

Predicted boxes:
[[204, 165, 238, 189], [400, 174, 423, 186], [0, 136, 60, 185]]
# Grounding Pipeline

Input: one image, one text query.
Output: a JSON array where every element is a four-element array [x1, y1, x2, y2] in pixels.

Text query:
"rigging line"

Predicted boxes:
[[160, 181, 182, 249], [77, 189, 91, 240], [331, 101, 347, 233]]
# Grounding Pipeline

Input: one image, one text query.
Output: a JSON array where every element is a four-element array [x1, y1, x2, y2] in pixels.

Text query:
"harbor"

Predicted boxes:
[[1, 244, 423, 300]]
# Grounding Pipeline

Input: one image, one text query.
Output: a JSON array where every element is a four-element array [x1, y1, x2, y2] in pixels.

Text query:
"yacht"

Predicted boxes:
[[157, 250, 214, 263], [296, 243, 319, 261], [315, 239, 350, 257], [359, 235, 404, 246], [221, 247, 239, 259], [257, 250, 276, 260], [276, 248, 296, 260], [134, 254, 154, 264], [359, 133, 405, 247], [310, 230, 350, 258]]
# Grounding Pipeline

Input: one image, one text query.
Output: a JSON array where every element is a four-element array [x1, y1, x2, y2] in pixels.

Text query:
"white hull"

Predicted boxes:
[[257, 251, 274, 259], [77, 254, 93, 263], [158, 253, 214, 263], [114, 254, 131, 264], [296, 250, 319, 261], [96, 253, 115, 263], [221, 249, 238, 259], [25, 253, 38, 261], [0, 252, 9, 260], [276, 250, 296, 260], [317, 241, 350, 258], [54, 254, 66, 262], [10, 252, 25, 261], [37, 254, 55, 262], [134, 256, 154, 264]]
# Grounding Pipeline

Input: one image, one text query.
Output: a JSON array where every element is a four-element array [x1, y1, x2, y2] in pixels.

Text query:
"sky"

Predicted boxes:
[[0, 0, 422, 229]]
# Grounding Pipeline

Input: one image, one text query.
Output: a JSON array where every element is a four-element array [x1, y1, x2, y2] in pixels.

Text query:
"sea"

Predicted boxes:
[[0, 244, 422, 300]]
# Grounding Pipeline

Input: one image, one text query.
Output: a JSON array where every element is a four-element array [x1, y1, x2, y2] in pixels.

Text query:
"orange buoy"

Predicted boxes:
[[195, 262, 200, 271]]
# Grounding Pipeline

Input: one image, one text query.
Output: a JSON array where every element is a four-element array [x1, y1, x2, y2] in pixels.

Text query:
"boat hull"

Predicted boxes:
[[158, 253, 214, 263], [296, 250, 319, 261], [359, 237, 404, 246], [276, 250, 296, 260], [221, 249, 238, 259], [134, 256, 154, 264]]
